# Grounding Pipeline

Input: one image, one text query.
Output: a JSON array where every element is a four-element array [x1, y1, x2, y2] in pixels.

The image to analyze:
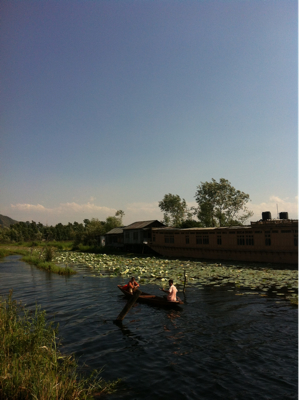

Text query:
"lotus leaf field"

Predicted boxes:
[[49, 251, 298, 306]]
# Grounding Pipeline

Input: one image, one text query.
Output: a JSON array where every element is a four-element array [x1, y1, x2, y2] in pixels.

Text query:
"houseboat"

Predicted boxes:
[[148, 214, 298, 264]]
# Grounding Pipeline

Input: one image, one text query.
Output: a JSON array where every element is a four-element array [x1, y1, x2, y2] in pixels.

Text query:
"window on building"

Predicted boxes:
[[153, 234, 156, 242], [165, 235, 174, 244], [265, 233, 271, 246], [196, 236, 202, 245], [185, 236, 189, 244], [196, 235, 209, 244], [125, 233, 129, 239], [246, 235, 254, 245], [133, 232, 138, 240], [203, 235, 209, 244], [294, 234, 298, 247], [217, 236, 222, 245], [237, 235, 245, 245]]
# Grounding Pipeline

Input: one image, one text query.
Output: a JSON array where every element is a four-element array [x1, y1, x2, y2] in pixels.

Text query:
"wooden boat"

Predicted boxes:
[[117, 285, 184, 307]]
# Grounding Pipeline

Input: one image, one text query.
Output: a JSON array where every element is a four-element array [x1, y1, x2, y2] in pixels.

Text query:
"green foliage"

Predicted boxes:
[[0, 292, 120, 399], [0, 211, 124, 249], [105, 216, 122, 232], [158, 194, 188, 227], [0, 248, 29, 259], [115, 209, 125, 224], [195, 178, 254, 227], [0, 220, 81, 244], [22, 254, 77, 275], [74, 213, 123, 248], [44, 246, 53, 262], [179, 219, 203, 229], [0, 248, 11, 259], [74, 218, 105, 247]]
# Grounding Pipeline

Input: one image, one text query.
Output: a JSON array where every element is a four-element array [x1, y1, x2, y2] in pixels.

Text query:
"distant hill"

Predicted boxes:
[[0, 214, 19, 228]]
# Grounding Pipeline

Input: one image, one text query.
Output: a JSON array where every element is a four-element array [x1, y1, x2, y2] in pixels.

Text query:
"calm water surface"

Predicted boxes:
[[0, 256, 297, 400]]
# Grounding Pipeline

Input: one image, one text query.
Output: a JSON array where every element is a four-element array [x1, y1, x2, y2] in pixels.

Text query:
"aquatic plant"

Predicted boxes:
[[44, 246, 54, 261], [0, 246, 77, 276], [0, 291, 120, 399], [52, 251, 298, 306]]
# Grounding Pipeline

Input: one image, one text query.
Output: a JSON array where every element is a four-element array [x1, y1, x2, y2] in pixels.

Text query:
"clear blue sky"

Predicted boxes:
[[0, 0, 297, 225]]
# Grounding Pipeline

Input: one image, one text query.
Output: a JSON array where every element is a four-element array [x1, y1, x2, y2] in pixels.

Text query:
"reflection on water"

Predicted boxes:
[[0, 255, 297, 400]]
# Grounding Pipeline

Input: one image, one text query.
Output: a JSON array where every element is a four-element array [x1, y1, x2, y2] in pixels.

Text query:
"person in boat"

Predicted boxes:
[[122, 277, 140, 293], [160, 280, 178, 302]]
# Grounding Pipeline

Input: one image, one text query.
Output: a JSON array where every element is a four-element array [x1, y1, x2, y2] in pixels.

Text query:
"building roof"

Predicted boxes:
[[152, 225, 251, 231], [182, 225, 251, 231], [106, 227, 124, 235], [123, 220, 164, 230], [152, 226, 180, 231]]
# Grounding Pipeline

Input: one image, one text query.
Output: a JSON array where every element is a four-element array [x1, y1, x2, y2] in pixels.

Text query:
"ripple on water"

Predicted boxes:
[[0, 255, 297, 400]]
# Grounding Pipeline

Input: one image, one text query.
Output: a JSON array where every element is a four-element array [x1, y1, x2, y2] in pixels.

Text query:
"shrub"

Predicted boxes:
[[44, 246, 53, 262], [0, 292, 120, 399]]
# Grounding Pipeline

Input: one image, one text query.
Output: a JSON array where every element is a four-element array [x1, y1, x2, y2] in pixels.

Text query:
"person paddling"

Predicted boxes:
[[160, 279, 178, 301]]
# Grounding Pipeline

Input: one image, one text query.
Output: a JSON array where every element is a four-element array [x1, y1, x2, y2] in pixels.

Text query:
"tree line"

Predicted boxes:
[[0, 178, 254, 245], [0, 211, 125, 246], [159, 178, 253, 228]]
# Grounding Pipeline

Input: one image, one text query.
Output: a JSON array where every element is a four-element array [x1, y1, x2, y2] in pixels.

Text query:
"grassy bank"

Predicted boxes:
[[0, 241, 73, 251], [0, 246, 76, 275], [22, 254, 77, 275], [0, 292, 120, 400], [0, 248, 29, 259]]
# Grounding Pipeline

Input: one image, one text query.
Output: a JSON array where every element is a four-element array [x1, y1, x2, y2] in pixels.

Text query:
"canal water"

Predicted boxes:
[[0, 255, 297, 400]]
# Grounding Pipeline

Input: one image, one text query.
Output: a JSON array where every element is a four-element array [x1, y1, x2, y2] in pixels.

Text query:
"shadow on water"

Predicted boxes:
[[0, 255, 298, 400]]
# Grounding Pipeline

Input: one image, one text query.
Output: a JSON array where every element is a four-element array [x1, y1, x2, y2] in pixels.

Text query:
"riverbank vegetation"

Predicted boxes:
[[0, 246, 76, 275], [0, 292, 120, 399], [22, 253, 77, 275]]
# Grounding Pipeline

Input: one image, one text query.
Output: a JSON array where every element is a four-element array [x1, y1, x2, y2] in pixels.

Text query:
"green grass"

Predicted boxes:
[[0, 248, 11, 259], [0, 241, 73, 251], [39, 241, 73, 251], [0, 248, 29, 259], [0, 247, 76, 275], [0, 291, 120, 399], [22, 255, 77, 275]]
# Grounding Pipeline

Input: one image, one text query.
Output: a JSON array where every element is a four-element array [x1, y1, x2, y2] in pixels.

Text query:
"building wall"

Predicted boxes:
[[124, 229, 143, 244], [149, 221, 298, 264], [106, 234, 123, 247]]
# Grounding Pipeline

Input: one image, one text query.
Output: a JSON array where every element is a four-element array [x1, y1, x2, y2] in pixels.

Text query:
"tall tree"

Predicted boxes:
[[158, 194, 188, 227], [195, 178, 253, 227], [105, 216, 122, 232], [115, 210, 125, 225]]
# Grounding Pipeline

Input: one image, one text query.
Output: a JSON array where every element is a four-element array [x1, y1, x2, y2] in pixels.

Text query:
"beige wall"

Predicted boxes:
[[150, 222, 298, 264]]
